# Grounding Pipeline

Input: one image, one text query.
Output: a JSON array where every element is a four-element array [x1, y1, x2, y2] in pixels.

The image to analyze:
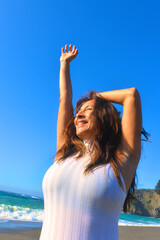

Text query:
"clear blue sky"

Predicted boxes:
[[0, 0, 159, 197]]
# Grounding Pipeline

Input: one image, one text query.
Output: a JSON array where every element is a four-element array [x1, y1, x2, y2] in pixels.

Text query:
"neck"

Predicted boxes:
[[83, 139, 92, 151]]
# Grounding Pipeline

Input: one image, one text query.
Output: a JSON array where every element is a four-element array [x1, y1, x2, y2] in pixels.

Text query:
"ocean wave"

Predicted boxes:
[[0, 204, 43, 222], [119, 213, 160, 227], [118, 219, 160, 227], [31, 196, 41, 199], [1, 203, 160, 226]]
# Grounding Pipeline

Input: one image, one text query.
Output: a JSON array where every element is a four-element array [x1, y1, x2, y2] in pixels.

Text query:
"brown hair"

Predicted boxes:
[[55, 90, 147, 213]]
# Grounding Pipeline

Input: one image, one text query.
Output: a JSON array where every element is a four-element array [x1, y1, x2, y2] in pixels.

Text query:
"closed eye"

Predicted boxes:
[[75, 105, 94, 116], [84, 106, 94, 111], [86, 106, 93, 110]]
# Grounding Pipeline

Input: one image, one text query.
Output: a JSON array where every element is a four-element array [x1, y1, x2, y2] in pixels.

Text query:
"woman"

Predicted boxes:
[[40, 44, 143, 240]]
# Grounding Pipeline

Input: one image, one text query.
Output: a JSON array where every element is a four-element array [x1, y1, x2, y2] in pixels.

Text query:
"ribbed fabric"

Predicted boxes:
[[39, 150, 127, 240]]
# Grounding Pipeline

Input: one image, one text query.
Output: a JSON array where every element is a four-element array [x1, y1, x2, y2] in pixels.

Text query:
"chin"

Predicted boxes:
[[76, 130, 90, 140], [76, 134, 85, 140]]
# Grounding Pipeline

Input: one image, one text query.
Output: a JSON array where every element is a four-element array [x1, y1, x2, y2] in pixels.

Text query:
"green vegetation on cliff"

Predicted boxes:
[[155, 179, 160, 194]]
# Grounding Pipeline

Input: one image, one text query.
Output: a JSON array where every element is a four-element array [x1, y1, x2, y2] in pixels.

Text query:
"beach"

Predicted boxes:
[[0, 226, 160, 240], [119, 226, 160, 240], [1, 190, 160, 239]]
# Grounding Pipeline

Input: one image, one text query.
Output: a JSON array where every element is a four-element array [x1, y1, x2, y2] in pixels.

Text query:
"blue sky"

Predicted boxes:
[[0, 0, 159, 197]]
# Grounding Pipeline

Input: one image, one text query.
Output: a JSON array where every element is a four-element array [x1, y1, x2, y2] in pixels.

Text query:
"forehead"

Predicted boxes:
[[80, 99, 95, 109]]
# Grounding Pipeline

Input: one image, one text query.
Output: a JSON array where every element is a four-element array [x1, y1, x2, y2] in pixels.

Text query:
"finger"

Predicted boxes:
[[65, 44, 68, 53], [61, 47, 64, 54], [72, 45, 76, 53], [74, 48, 78, 55], [69, 44, 72, 52]]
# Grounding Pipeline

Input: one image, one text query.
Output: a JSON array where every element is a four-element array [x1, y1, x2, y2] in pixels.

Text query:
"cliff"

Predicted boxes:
[[129, 189, 160, 218]]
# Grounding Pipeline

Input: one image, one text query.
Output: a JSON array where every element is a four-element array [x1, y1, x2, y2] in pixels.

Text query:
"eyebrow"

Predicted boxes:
[[75, 102, 94, 115], [80, 104, 94, 111]]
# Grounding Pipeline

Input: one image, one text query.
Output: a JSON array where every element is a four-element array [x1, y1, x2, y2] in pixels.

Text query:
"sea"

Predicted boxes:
[[0, 190, 160, 229]]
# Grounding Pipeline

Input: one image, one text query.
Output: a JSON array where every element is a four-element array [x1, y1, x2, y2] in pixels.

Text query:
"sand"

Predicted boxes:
[[119, 226, 160, 240], [0, 226, 160, 240], [0, 228, 41, 240]]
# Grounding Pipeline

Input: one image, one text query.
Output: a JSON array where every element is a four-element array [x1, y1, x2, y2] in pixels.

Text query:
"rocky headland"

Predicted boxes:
[[129, 189, 160, 218]]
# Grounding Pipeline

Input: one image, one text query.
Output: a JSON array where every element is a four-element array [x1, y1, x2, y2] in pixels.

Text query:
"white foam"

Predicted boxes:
[[31, 196, 40, 199], [118, 219, 160, 227], [0, 204, 43, 222]]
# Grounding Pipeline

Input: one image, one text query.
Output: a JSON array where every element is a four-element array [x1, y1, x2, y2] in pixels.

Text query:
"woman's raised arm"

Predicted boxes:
[[97, 88, 142, 191], [57, 44, 78, 152], [98, 88, 142, 158]]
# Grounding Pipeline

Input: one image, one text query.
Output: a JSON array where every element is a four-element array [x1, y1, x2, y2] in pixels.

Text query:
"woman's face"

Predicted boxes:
[[74, 100, 96, 140]]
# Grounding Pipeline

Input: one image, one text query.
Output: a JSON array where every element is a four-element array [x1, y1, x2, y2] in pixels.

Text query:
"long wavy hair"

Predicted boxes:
[[55, 91, 149, 213]]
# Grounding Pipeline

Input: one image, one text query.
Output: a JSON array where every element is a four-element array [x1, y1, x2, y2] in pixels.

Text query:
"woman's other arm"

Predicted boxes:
[[98, 88, 142, 158], [98, 88, 142, 191], [57, 44, 78, 152]]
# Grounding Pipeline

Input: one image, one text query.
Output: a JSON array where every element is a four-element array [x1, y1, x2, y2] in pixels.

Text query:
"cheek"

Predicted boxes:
[[89, 116, 97, 128], [74, 116, 78, 126]]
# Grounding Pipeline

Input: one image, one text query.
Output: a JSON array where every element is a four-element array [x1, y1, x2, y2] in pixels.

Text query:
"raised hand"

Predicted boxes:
[[60, 44, 78, 63]]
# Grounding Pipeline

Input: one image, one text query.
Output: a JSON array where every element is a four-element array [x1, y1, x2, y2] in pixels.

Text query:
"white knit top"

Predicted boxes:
[[39, 146, 127, 240]]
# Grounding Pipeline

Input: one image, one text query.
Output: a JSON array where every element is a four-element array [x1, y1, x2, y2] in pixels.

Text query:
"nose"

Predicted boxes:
[[74, 111, 85, 125], [76, 109, 85, 118]]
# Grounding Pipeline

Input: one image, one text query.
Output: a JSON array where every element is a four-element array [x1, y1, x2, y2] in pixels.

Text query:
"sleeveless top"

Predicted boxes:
[[39, 145, 127, 240]]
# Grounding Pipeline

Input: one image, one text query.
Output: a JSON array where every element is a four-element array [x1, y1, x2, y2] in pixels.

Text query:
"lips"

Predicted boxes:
[[76, 120, 88, 127]]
